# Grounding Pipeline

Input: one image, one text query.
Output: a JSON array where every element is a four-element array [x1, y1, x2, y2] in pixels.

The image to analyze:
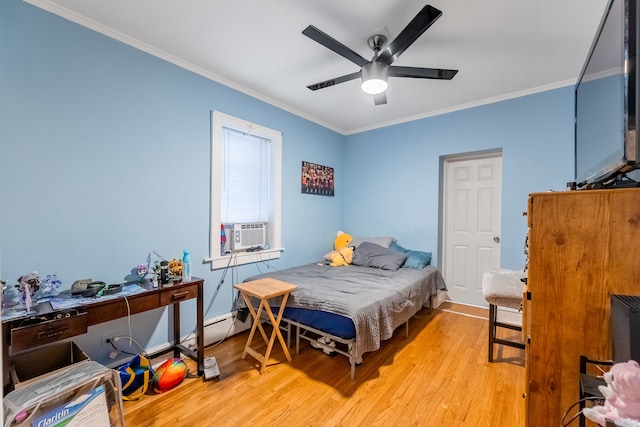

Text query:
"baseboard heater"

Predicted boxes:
[[184, 311, 251, 350]]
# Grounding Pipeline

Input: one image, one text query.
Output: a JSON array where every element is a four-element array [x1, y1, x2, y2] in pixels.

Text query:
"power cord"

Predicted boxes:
[[106, 335, 146, 358], [560, 396, 604, 426], [179, 253, 234, 347], [253, 250, 285, 275]]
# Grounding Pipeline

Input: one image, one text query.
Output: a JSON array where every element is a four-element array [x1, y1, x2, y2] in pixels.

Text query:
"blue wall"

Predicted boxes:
[[1, 0, 575, 362], [0, 0, 345, 363], [344, 88, 575, 269]]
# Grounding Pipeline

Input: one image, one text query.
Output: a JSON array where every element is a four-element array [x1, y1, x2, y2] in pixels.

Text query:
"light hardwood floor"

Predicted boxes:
[[123, 304, 525, 426]]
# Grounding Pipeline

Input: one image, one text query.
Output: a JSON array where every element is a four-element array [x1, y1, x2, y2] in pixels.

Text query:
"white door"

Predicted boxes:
[[442, 153, 502, 307]]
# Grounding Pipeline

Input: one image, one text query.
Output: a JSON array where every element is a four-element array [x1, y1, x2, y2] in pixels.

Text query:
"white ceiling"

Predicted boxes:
[[28, 0, 609, 135]]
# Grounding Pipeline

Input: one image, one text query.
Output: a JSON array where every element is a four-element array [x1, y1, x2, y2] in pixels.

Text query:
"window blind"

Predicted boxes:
[[221, 127, 271, 224]]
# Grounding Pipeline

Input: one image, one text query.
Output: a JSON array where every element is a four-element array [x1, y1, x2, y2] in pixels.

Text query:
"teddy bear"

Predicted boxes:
[[330, 246, 354, 267], [583, 360, 640, 426], [326, 231, 354, 267]]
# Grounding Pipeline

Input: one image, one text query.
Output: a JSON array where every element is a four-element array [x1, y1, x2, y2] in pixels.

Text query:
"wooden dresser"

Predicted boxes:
[[525, 188, 640, 425]]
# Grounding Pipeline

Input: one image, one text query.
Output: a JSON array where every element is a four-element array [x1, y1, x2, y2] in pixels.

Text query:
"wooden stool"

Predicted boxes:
[[234, 278, 298, 373]]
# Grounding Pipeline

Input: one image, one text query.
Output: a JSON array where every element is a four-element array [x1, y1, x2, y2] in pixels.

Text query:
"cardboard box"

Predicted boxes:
[[10, 341, 90, 389]]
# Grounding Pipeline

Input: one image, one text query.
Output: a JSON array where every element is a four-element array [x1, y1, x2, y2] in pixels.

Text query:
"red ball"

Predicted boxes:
[[152, 358, 187, 393]]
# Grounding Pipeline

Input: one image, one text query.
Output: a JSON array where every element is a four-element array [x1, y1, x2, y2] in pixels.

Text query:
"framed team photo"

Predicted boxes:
[[301, 161, 334, 196]]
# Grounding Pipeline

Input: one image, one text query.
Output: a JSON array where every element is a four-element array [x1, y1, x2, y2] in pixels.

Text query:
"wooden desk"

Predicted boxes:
[[2, 277, 205, 393], [234, 278, 297, 373]]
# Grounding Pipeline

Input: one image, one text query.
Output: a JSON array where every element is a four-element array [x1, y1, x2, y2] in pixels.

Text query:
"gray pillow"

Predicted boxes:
[[350, 236, 396, 248], [352, 242, 407, 271]]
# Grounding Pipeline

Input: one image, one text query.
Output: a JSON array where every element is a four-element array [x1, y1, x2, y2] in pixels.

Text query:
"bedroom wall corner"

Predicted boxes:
[[343, 86, 575, 272]]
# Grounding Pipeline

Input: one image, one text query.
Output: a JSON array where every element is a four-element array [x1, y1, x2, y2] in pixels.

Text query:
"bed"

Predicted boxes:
[[242, 241, 448, 379]]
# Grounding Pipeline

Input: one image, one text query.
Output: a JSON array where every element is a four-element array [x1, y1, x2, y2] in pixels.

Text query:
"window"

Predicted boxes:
[[208, 111, 282, 269]]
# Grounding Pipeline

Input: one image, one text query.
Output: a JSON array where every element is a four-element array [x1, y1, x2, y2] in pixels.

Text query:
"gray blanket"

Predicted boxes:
[[244, 263, 447, 361]]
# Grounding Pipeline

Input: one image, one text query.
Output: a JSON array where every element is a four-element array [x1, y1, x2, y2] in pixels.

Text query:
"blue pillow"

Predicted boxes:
[[404, 250, 432, 269], [389, 241, 431, 269], [389, 241, 407, 253]]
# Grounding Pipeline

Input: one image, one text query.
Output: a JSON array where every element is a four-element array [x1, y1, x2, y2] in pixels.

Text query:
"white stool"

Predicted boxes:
[[482, 268, 526, 362]]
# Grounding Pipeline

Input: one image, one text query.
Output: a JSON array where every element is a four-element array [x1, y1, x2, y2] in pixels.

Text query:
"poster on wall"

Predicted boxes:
[[301, 161, 334, 196]]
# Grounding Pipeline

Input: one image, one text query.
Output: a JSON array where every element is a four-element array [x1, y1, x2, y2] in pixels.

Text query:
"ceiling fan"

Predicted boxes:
[[303, 4, 458, 105]]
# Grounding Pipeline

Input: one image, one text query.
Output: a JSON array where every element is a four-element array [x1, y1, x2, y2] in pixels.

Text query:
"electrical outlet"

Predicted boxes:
[[101, 336, 113, 347]]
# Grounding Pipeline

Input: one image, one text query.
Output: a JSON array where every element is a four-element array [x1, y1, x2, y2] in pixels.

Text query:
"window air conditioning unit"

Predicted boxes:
[[231, 223, 266, 250]]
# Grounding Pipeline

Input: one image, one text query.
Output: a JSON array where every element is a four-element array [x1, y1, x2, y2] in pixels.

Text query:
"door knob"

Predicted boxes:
[[494, 236, 500, 243]]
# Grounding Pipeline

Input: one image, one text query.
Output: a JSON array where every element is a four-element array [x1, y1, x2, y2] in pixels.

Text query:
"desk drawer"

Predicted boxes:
[[11, 312, 88, 352], [87, 293, 159, 324], [160, 284, 198, 305]]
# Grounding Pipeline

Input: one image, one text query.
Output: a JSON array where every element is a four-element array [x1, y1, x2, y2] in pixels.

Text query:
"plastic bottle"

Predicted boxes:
[[182, 249, 192, 282]]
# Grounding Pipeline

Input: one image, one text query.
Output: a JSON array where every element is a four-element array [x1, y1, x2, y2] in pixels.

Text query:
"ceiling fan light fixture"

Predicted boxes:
[[361, 62, 388, 95]]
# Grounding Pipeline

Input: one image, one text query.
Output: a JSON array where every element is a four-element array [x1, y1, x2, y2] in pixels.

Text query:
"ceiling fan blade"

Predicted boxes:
[[302, 25, 368, 67], [373, 93, 387, 105], [389, 66, 458, 80], [306, 71, 361, 91], [378, 5, 442, 65]]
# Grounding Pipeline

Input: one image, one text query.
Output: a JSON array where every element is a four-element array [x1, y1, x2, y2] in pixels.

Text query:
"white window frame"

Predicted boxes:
[[206, 111, 282, 269]]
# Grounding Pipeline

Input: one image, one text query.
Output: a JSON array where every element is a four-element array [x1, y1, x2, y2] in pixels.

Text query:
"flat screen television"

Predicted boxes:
[[575, 0, 640, 189]]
